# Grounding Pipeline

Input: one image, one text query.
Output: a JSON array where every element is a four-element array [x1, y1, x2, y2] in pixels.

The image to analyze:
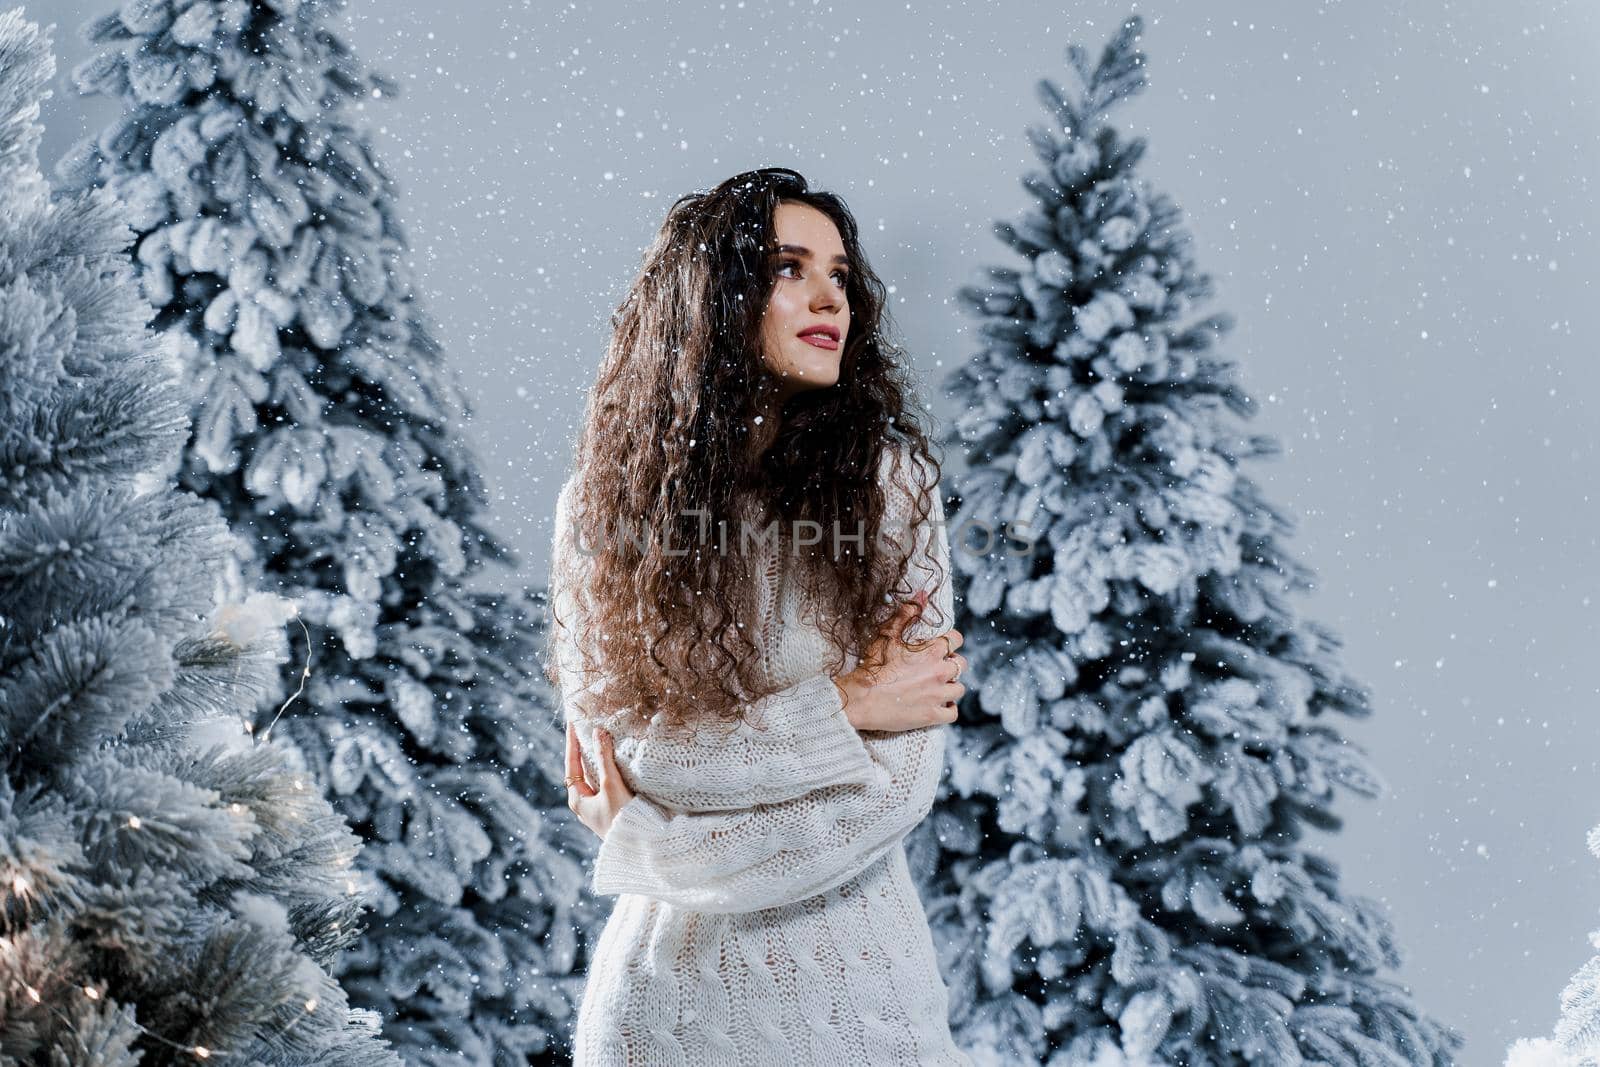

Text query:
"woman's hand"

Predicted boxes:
[[832, 589, 966, 732], [566, 721, 635, 839]]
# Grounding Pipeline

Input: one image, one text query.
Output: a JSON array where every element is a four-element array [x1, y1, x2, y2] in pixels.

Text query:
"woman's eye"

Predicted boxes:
[[778, 260, 850, 287]]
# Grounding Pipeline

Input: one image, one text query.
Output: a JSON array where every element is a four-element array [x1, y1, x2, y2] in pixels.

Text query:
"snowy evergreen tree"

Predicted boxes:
[[906, 16, 1463, 1065], [0, 9, 404, 1063], [1503, 824, 1600, 1066], [53, 1, 594, 1062]]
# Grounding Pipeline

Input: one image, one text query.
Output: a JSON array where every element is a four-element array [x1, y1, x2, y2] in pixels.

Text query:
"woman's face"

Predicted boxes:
[[758, 200, 851, 404]]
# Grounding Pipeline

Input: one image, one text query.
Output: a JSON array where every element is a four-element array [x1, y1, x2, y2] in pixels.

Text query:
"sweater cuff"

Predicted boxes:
[[592, 794, 673, 897], [757, 672, 876, 789]]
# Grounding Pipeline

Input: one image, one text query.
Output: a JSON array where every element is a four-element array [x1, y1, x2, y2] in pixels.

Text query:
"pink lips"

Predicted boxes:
[[798, 326, 840, 350]]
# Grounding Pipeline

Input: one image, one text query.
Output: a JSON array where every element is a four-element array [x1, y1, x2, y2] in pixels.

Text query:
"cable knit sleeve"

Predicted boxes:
[[550, 479, 879, 813], [593, 724, 946, 913], [584, 450, 956, 914]]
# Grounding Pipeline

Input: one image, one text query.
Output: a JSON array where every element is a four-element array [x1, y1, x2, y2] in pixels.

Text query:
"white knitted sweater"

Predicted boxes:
[[551, 446, 970, 1066]]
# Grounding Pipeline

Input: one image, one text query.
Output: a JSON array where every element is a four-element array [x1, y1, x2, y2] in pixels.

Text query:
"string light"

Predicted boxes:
[[7, 575, 328, 1062], [259, 617, 312, 743], [21, 977, 326, 1061], [223, 613, 310, 743]]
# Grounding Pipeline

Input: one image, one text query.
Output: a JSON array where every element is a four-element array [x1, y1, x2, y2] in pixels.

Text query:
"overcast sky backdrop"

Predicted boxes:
[[34, 0, 1600, 1058]]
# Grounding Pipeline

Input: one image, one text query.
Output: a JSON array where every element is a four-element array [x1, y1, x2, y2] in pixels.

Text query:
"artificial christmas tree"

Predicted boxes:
[[54, 1, 595, 1061], [0, 8, 403, 1062], [908, 15, 1464, 1064], [1502, 823, 1600, 1066]]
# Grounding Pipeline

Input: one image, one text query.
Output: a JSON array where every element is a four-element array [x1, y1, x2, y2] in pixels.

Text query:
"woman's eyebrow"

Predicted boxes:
[[771, 243, 849, 265]]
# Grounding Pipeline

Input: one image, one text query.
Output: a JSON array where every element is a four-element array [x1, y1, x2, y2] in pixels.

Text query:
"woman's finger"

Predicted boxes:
[[891, 597, 922, 631], [858, 593, 931, 674], [592, 727, 613, 785], [897, 590, 932, 646], [605, 728, 636, 793], [565, 722, 596, 798]]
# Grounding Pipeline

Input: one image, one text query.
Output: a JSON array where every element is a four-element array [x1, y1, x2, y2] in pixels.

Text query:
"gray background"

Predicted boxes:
[[34, 0, 1600, 1059]]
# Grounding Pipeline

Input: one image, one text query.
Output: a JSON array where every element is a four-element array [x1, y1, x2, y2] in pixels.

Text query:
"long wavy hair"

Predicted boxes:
[[545, 167, 946, 736]]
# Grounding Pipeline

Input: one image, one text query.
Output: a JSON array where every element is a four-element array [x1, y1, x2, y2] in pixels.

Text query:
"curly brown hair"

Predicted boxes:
[[544, 167, 947, 736]]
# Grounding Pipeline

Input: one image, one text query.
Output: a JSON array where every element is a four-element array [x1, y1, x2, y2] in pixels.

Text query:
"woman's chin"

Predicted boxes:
[[767, 359, 842, 397], [793, 359, 842, 388]]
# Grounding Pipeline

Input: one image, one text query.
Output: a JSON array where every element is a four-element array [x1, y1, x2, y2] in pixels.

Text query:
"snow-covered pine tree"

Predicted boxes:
[[1502, 824, 1600, 1066], [52, 2, 594, 1062], [0, 9, 404, 1063], [906, 15, 1463, 1065]]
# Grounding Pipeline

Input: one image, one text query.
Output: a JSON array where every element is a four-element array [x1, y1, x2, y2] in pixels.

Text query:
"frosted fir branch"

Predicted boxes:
[[1504, 1037, 1585, 1067], [201, 591, 316, 742], [211, 590, 300, 647]]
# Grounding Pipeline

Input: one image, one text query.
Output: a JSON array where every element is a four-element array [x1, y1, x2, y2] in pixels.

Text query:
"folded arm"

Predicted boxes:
[[593, 722, 945, 912], [549, 479, 878, 813], [551, 446, 955, 913]]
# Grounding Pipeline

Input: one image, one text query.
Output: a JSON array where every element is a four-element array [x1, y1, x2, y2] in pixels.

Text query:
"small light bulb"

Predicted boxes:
[[127, 815, 141, 829], [304, 998, 317, 1012], [83, 986, 99, 1000], [12, 875, 28, 894], [194, 1046, 211, 1058], [25, 985, 40, 1002]]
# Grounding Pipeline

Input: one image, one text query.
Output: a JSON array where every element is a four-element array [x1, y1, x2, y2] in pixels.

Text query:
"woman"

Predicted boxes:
[[547, 167, 972, 1065]]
